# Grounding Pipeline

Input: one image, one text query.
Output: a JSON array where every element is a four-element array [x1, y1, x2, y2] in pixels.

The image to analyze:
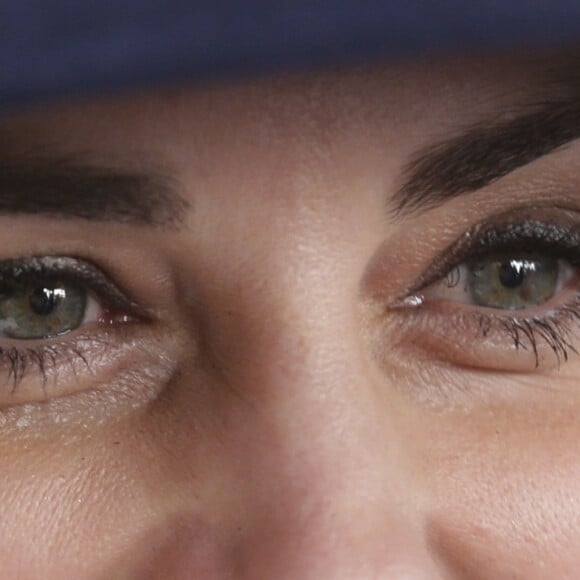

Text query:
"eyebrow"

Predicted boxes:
[[393, 72, 580, 217], [0, 156, 189, 227]]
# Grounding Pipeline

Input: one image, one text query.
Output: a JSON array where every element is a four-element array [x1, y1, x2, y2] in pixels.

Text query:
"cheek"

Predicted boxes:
[[425, 406, 580, 578], [0, 425, 161, 578], [117, 515, 233, 579]]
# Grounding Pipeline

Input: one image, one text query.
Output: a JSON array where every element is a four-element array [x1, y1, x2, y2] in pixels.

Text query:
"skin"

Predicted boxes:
[[0, 51, 578, 578]]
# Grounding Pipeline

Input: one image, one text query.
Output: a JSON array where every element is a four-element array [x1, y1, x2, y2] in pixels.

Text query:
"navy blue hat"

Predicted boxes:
[[2, 1, 580, 108]]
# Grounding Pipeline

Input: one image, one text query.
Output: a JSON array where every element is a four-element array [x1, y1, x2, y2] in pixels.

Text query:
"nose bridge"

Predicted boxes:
[[198, 251, 439, 578], [210, 228, 385, 464], [179, 183, 442, 575]]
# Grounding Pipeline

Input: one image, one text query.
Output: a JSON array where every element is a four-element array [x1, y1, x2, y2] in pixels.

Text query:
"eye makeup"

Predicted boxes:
[[401, 207, 580, 299], [0, 255, 149, 400], [389, 206, 580, 371], [0, 256, 146, 318]]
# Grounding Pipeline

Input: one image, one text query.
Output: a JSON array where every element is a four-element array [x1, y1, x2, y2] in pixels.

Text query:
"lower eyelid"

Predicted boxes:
[[388, 291, 580, 373], [0, 331, 176, 431], [0, 319, 153, 405]]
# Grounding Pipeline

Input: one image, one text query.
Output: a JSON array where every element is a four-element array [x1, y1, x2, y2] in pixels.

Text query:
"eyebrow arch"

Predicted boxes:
[[0, 156, 189, 227], [393, 89, 580, 218]]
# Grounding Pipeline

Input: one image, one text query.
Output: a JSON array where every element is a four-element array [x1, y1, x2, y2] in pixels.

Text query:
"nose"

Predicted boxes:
[[139, 192, 445, 578], [175, 262, 444, 579]]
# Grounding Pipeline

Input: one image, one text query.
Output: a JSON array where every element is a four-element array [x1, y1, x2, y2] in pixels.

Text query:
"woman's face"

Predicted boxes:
[[0, 51, 579, 579]]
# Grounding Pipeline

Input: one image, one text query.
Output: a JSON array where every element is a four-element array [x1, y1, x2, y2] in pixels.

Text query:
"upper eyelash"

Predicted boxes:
[[0, 256, 145, 316], [406, 217, 580, 298]]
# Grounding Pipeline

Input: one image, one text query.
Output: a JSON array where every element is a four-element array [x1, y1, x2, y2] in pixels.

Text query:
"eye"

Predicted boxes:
[[0, 256, 136, 343], [393, 214, 580, 371], [423, 252, 576, 312], [0, 255, 148, 403], [0, 276, 94, 339]]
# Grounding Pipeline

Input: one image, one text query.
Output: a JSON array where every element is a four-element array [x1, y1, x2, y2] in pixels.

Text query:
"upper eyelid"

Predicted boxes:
[[401, 206, 580, 299], [0, 256, 148, 318]]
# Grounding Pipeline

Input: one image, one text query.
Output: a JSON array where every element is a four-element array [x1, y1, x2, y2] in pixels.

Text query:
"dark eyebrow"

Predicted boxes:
[[393, 73, 580, 218], [0, 156, 189, 227]]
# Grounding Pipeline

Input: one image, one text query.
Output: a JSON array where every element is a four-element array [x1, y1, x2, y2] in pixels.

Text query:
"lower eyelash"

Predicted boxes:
[[0, 340, 97, 394], [476, 299, 580, 369], [392, 292, 580, 372]]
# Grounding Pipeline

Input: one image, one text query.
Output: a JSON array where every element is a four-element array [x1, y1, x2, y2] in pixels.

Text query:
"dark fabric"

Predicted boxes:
[[2, 0, 580, 107]]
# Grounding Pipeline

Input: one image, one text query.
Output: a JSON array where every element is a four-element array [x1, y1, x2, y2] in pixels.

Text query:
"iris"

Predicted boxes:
[[468, 254, 558, 310], [0, 276, 87, 339]]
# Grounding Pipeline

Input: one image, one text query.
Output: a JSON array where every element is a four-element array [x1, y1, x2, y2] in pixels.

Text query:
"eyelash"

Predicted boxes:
[[1, 342, 90, 393], [4, 218, 580, 389], [404, 216, 580, 369], [472, 302, 580, 368], [0, 256, 140, 392]]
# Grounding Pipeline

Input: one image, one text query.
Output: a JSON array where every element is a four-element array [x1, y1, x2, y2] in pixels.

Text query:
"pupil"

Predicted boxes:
[[498, 260, 526, 289], [29, 286, 62, 316]]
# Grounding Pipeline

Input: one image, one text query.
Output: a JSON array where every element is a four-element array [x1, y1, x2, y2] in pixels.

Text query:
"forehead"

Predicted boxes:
[[0, 51, 576, 231], [0, 53, 558, 153]]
